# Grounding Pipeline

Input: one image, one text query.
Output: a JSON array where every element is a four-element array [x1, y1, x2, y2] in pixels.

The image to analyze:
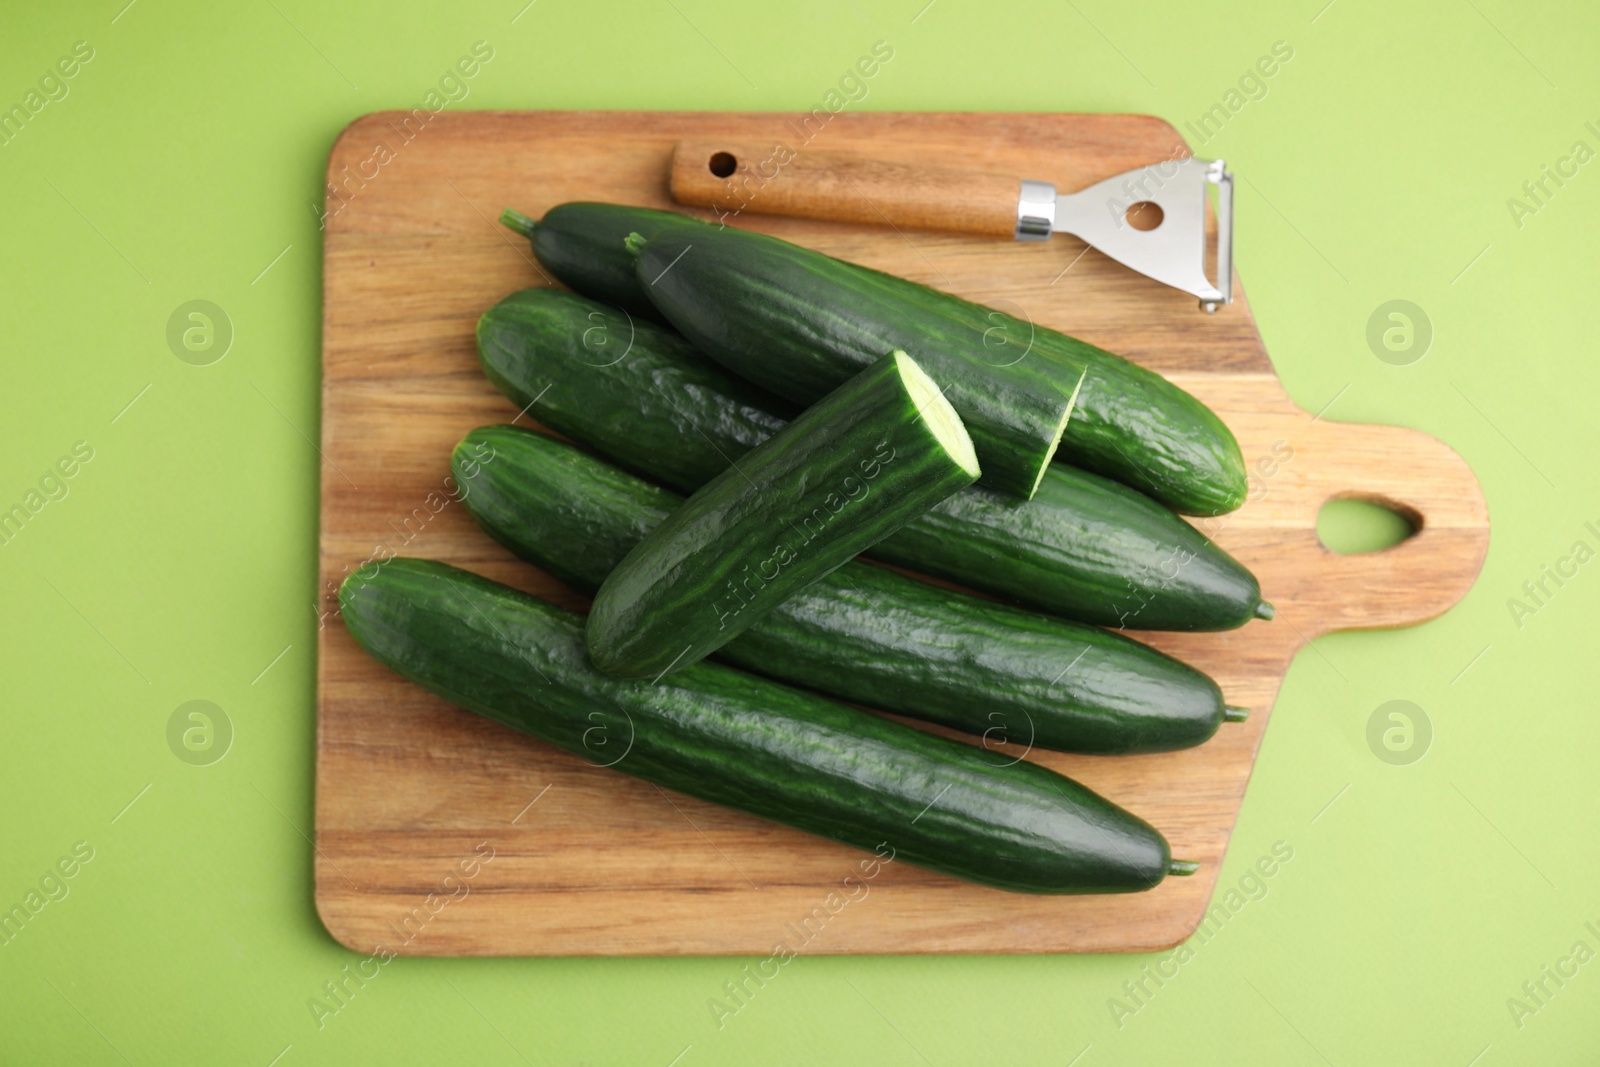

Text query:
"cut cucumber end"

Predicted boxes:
[[1030, 366, 1087, 498], [500, 208, 536, 237], [893, 350, 980, 479], [1223, 705, 1250, 723], [1167, 859, 1200, 877], [1254, 599, 1276, 621]]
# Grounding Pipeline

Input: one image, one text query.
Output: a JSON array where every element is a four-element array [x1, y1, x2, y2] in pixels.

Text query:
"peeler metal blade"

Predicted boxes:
[[1020, 157, 1234, 311]]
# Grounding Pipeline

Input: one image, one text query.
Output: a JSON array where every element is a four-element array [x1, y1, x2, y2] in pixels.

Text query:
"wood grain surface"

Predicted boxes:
[[315, 110, 1488, 956]]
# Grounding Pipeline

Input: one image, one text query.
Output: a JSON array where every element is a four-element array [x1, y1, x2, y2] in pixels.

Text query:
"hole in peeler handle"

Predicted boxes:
[[1125, 201, 1164, 231], [1317, 494, 1422, 555], [708, 151, 738, 178]]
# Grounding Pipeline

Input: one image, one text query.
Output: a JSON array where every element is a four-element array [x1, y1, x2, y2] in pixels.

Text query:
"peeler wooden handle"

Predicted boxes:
[[669, 139, 1023, 238]]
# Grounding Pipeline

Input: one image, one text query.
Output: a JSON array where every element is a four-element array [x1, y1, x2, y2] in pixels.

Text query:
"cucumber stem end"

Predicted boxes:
[[1167, 860, 1199, 877], [623, 231, 647, 257], [1254, 599, 1276, 621], [500, 208, 536, 237], [1223, 705, 1250, 723]]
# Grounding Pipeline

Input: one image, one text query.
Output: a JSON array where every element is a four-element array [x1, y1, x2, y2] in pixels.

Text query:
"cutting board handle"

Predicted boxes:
[[669, 138, 1020, 238], [1234, 406, 1489, 639]]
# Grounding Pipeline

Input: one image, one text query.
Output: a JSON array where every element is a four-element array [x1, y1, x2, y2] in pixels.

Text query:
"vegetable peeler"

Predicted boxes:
[[668, 139, 1235, 311]]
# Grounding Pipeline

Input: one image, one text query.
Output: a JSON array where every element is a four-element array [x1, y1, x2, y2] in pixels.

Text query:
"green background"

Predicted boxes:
[[3, 0, 1596, 1062]]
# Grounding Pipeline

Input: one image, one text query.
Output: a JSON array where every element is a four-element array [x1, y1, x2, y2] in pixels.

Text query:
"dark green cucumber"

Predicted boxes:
[[868, 468, 1268, 632], [628, 221, 1244, 513], [475, 287, 795, 493], [587, 351, 981, 679], [340, 558, 1192, 893], [501, 202, 708, 321], [477, 289, 1270, 630], [456, 424, 1246, 754]]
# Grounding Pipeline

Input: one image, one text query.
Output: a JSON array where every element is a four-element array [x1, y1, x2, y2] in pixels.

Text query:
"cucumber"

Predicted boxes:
[[475, 286, 795, 494], [340, 558, 1194, 893], [628, 221, 1244, 513], [477, 289, 1270, 630], [500, 203, 707, 321], [626, 230, 1081, 500], [867, 466, 1267, 632], [456, 425, 1247, 754], [587, 351, 981, 679]]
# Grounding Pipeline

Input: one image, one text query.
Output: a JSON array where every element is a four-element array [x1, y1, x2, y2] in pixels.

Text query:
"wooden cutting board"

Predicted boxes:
[[315, 110, 1487, 956]]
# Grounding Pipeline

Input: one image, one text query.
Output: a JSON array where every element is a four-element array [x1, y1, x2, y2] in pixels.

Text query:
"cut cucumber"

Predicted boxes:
[[586, 350, 980, 679], [625, 219, 1245, 513]]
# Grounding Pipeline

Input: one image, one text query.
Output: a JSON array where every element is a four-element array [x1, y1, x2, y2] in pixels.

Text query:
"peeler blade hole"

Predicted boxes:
[[1125, 201, 1164, 232], [708, 151, 738, 178]]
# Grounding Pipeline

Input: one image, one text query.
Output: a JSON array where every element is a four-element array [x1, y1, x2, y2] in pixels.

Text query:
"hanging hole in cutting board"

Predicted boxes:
[[1317, 495, 1421, 555], [708, 151, 738, 177], [1126, 201, 1164, 231]]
